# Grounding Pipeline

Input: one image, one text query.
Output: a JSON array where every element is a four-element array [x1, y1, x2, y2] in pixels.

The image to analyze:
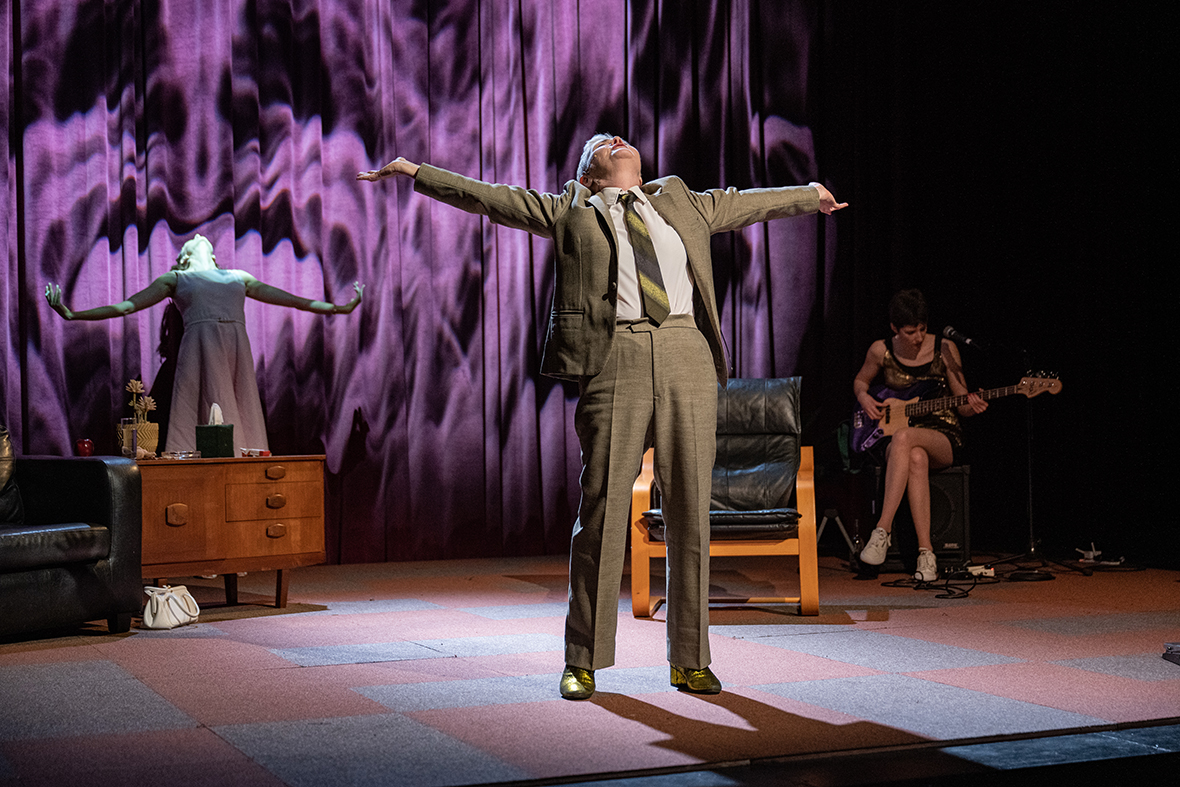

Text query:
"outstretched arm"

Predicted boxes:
[[357, 157, 420, 181], [242, 275, 364, 315], [44, 274, 177, 321]]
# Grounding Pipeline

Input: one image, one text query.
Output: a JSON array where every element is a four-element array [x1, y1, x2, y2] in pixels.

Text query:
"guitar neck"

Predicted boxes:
[[904, 385, 1017, 417]]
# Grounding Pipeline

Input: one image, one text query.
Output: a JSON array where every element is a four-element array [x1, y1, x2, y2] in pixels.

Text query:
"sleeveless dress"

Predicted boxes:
[[878, 340, 963, 450], [164, 269, 269, 453]]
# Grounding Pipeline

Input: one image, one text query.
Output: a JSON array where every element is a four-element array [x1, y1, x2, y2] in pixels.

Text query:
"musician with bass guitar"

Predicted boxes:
[[852, 290, 987, 582]]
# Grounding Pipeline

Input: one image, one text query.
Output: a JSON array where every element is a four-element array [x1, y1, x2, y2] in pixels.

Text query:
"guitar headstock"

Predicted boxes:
[[1016, 373, 1062, 397]]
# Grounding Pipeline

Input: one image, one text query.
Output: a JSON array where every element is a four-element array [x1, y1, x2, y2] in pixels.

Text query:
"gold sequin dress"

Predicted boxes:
[[878, 342, 963, 449]]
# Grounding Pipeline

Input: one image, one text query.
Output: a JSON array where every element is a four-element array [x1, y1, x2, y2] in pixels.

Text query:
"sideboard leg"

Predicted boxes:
[[224, 572, 239, 605], [275, 569, 289, 608]]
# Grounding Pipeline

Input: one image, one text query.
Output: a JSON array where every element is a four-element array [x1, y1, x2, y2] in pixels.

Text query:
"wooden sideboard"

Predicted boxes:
[[137, 455, 326, 607]]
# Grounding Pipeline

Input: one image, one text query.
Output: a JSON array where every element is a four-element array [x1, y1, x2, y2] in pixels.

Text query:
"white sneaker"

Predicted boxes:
[[860, 528, 891, 565], [914, 549, 938, 582]]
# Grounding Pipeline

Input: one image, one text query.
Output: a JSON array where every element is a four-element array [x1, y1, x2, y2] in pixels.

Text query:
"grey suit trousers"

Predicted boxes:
[[564, 314, 718, 670]]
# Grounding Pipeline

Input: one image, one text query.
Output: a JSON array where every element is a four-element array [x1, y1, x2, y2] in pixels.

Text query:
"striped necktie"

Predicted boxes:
[[619, 191, 670, 325]]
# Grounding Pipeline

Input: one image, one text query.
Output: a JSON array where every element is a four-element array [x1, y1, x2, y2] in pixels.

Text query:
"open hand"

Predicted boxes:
[[810, 182, 849, 215], [357, 158, 419, 182], [333, 282, 365, 314], [44, 283, 74, 320]]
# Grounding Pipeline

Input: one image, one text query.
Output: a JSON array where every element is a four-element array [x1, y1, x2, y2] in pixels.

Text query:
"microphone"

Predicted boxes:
[[943, 325, 984, 350]]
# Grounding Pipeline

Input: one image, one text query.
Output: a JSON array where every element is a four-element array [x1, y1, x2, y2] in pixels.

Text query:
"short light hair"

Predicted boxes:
[[576, 133, 613, 182]]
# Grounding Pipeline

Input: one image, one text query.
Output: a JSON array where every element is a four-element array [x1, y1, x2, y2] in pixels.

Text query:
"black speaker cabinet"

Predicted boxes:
[[865, 465, 971, 573]]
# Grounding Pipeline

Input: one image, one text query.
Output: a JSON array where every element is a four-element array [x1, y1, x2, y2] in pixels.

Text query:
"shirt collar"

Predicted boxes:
[[601, 185, 646, 206]]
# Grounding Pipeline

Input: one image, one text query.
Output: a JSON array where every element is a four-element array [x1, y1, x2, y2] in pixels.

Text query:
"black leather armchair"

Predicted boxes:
[[630, 377, 819, 616], [0, 455, 143, 637]]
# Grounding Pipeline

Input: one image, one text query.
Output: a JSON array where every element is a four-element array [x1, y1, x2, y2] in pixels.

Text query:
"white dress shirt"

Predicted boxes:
[[590, 186, 695, 321]]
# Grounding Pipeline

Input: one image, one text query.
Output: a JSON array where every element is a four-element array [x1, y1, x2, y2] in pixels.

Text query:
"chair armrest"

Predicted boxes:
[[796, 445, 816, 533]]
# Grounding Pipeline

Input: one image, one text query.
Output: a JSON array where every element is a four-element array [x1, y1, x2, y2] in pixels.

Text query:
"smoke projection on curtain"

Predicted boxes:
[[6, 0, 826, 562]]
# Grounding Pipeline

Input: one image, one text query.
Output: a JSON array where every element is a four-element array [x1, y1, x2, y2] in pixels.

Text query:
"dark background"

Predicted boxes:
[[806, 3, 1172, 568]]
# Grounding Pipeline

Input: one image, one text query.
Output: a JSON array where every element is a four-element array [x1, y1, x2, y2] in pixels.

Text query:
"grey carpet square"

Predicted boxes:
[[134, 622, 231, 638], [1005, 611, 1180, 636], [357, 666, 673, 711], [215, 713, 529, 787], [0, 661, 195, 740], [753, 629, 1022, 672], [757, 673, 1105, 740], [459, 601, 569, 620], [271, 633, 565, 667], [593, 666, 676, 695], [410, 632, 565, 658], [271, 641, 449, 666], [357, 673, 558, 711], [1052, 654, 1180, 681]]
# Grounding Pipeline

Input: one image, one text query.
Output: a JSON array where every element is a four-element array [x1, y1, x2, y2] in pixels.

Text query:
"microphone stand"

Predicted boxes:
[[986, 345, 1089, 579]]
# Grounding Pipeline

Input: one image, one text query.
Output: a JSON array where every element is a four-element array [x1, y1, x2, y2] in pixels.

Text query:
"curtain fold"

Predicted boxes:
[[3, 0, 829, 563]]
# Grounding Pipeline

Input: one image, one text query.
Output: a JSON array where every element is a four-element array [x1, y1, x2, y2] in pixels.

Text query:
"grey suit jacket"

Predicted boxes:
[[414, 164, 821, 384]]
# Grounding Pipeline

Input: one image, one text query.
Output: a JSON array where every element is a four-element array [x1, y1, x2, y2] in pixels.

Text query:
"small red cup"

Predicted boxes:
[[75, 438, 94, 456]]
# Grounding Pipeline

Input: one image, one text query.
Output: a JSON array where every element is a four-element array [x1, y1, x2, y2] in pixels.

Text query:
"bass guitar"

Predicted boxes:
[[850, 375, 1062, 454]]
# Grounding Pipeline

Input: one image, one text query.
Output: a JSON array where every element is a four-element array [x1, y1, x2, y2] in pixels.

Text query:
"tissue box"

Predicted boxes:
[[195, 424, 235, 458]]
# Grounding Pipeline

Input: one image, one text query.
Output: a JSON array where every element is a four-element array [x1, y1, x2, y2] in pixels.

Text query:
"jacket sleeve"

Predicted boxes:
[[413, 164, 574, 238], [682, 181, 822, 234]]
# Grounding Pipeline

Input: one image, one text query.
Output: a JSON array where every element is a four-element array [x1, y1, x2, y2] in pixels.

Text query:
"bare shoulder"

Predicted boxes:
[[940, 337, 963, 363], [152, 270, 180, 290], [225, 269, 257, 284]]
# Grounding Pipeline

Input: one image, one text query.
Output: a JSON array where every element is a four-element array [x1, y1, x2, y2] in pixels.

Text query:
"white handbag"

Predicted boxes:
[[142, 585, 201, 629]]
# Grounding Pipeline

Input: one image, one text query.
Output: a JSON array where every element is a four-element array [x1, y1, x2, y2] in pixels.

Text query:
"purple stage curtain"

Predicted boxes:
[[2, 0, 832, 563]]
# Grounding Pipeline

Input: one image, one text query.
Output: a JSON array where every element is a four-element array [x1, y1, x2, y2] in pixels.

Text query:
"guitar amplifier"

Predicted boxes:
[[863, 465, 971, 572]]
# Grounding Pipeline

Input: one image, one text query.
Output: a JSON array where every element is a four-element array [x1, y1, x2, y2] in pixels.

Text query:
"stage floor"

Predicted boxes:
[[1, 553, 1178, 786]]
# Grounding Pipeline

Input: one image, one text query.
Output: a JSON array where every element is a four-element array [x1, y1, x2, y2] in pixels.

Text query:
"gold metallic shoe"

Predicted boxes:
[[670, 664, 722, 694], [559, 665, 595, 700]]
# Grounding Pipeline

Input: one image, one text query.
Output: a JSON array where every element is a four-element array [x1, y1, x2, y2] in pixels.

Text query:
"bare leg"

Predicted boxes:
[[875, 427, 954, 550]]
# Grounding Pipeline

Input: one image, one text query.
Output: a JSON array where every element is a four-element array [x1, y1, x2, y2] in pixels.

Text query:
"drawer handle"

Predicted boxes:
[[265, 465, 286, 480], [266, 493, 287, 509], [165, 503, 189, 526], [266, 524, 287, 539]]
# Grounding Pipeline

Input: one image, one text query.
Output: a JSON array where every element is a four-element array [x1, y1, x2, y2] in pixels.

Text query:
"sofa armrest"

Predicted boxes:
[[13, 456, 142, 575]]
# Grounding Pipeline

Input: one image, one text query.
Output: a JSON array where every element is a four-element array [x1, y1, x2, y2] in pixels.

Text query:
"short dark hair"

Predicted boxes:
[[889, 289, 928, 327]]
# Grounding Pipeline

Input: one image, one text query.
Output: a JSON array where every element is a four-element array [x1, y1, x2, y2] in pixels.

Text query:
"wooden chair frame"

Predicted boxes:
[[629, 445, 819, 618]]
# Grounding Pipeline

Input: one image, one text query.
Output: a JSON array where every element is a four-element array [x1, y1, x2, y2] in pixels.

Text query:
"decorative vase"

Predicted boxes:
[[137, 421, 159, 454], [117, 420, 159, 456]]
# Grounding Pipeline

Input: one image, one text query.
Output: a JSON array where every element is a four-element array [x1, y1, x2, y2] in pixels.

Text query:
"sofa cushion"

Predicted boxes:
[[0, 523, 111, 572]]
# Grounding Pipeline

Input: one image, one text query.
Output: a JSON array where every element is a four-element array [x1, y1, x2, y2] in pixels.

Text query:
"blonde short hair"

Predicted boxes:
[[576, 133, 613, 182]]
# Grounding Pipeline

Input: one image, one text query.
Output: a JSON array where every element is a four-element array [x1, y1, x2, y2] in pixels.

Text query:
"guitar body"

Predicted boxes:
[[849, 383, 932, 454], [850, 395, 921, 453]]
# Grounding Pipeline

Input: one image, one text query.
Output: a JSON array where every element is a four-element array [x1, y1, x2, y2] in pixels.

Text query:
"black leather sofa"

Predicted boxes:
[[0, 454, 143, 637]]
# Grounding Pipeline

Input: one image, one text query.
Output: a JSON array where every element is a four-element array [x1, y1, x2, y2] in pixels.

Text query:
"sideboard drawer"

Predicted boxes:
[[224, 480, 325, 521], [221, 516, 325, 559]]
